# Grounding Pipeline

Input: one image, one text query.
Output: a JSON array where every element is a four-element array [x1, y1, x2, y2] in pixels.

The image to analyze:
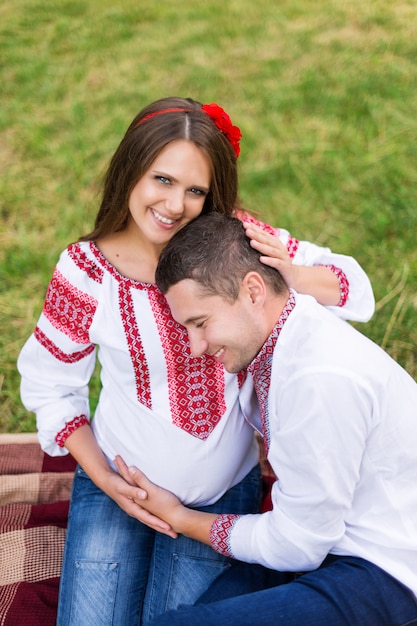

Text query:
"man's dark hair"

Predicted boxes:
[[155, 213, 287, 302]]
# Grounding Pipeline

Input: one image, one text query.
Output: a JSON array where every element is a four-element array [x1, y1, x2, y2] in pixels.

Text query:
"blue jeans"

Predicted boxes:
[[148, 555, 417, 626], [56, 463, 261, 626]]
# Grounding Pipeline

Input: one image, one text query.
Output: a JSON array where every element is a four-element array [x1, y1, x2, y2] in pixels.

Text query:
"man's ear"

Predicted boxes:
[[242, 272, 266, 305]]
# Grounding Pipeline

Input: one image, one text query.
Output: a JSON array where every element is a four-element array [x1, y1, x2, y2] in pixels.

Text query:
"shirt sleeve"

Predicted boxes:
[[210, 369, 372, 571], [285, 232, 375, 322], [17, 244, 99, 456], [235, 211, 375, 323]]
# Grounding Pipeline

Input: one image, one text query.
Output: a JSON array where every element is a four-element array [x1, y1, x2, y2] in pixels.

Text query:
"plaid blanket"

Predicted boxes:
[[0, 433, 273, 625], [0, 433, 76, 626]]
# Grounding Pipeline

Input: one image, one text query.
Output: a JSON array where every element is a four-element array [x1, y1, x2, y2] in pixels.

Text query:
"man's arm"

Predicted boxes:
[[114, 455, 217, 543]]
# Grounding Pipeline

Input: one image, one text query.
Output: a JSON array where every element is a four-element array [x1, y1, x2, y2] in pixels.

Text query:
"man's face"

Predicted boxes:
[[165, 278, 264, 373]]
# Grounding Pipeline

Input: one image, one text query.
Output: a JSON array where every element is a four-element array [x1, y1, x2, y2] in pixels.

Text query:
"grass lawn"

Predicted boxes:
[[1, 0, 417, 432]]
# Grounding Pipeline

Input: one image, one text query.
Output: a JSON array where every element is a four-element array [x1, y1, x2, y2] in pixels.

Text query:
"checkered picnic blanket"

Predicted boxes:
[[0, 433, 274, 625], [0, 433, 76, 626]]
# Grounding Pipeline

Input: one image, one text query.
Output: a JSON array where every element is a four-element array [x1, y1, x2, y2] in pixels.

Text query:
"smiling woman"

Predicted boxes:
[[98, 140, 211, 283], [16, 95, 374, 626], [15, 96, 264, 626]]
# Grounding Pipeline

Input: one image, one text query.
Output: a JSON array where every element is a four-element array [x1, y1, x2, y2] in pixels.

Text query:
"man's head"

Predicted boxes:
[[155, 213, 289, 372]]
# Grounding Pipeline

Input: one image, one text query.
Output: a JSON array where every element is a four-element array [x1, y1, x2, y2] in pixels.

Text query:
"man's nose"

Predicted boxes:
[[188, 331, 208, 358]]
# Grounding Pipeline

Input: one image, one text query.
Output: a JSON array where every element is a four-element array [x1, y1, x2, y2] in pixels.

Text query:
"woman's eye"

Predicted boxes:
[[190, 188, 206, 196], [157, 176, 170, 184]]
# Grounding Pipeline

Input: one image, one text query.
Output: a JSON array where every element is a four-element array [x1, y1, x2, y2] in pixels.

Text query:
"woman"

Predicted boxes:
[[17, 96, 374, 625]]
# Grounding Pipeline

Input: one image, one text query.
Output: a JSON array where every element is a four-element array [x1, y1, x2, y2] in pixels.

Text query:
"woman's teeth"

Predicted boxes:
[[153, 210, 176, 225]]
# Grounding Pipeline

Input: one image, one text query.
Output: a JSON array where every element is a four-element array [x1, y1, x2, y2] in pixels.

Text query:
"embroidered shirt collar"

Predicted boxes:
[[248, 290, 296, 378], [246, 290, 296, 454]]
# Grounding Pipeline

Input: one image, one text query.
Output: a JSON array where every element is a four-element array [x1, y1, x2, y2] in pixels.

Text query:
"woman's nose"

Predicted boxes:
[[165, 189, 185, 215]]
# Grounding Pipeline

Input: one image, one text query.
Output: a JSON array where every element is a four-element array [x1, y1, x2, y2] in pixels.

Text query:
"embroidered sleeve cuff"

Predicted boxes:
[[286, 235, 300, 259], [320, 264, 349, 307], [209, 514, 241, 557], [55, 414, 89, 447]]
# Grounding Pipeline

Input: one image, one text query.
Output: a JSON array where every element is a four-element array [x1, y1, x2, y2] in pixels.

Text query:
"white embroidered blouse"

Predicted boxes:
[[17, 216, 375, 506]]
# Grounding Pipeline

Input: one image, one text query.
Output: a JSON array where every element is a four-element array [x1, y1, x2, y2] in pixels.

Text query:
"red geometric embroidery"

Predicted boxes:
[[68, 243, 104, 283], [237, 369, 247, 388], [90, 242, 131, 283], [83, 242, 227, 439], [150, 288, 226, 441], [43, 269, 97, 344], [119, 281, 152, 409], [210, 514, 240, 557], [55, 414, 89, 447], [235, 210, 277, 236], [235, 210, 300, 258], [248, 291, 296, 455], [286, 235, 300, 259], [320, 264, 349, 307], [35, 327, 95, 363], [87, 243, 154, 409]]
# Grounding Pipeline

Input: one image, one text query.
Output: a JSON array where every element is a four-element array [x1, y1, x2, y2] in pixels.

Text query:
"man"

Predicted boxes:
[[116, 213, 417, 625]]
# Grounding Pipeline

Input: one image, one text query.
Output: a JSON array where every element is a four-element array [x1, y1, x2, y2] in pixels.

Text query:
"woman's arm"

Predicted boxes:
[[244, 222, 341, 306], [64, 426, 173, 533], [240, 216, 375, 321]]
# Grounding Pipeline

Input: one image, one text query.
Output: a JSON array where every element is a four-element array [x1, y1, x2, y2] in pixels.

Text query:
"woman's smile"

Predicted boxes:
[[151, 208, 179, 227]]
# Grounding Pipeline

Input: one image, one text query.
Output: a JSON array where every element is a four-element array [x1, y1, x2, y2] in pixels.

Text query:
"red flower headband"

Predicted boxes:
[[201, 103, 242, 157], [135, 103, 242, 158]]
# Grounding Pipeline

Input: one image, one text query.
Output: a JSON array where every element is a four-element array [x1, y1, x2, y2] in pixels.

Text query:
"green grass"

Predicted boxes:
[[1, 0, 417, 432]]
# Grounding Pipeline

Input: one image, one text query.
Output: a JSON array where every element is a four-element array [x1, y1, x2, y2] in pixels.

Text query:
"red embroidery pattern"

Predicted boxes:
[[235, 210, 277, 236], [119, 281, 152, 409], [235, 211, 300, 258], [55, 414, 89, 447], [286, 235, 300, 259], [68, 243, 104, 283], [210, 514, 240, 557], [237, 369, 247, 388], [35, 327, 95, 362], [321, 264, 349, 307], [43, 270, 97, 344], [86, 242, 227, 438], [88, 243, 154, 409], [90, 243, 137, 285], [150, 288, 226, 441], [248, 292, 296, 455]]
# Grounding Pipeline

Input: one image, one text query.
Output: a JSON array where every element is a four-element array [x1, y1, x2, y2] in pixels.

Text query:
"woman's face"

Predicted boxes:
[[127, 140, 211, 247]]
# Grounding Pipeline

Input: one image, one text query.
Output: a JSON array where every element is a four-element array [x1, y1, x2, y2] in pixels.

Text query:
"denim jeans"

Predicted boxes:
[[148, 555, 417, 626], [56, 463, 261, 626]]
